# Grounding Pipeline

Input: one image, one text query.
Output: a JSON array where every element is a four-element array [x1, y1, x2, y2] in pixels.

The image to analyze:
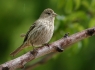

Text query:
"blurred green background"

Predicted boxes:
[[0, 0, 95, 70]]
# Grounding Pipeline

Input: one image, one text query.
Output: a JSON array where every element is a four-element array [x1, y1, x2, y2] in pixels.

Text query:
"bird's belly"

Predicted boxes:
[[29, 25, 54, 46]]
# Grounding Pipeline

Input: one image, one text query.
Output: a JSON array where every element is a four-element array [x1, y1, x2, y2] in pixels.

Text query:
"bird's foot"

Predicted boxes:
[[30, 48, 38, 57], [43, 43, 50, 47]]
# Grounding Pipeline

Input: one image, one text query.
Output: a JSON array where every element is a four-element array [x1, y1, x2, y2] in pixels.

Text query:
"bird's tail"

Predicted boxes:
[[10, 43, 27, 56]]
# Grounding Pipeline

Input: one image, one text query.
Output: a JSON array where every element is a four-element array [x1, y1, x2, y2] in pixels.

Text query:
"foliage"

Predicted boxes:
[[0, 0, 95, 70]]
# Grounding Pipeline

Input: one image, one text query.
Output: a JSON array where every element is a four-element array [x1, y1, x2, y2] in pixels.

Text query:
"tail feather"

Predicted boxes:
[[10, 43, 27, 56]]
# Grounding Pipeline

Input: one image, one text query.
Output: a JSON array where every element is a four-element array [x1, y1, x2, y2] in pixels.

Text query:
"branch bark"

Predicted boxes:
[[25, 53, 55, 70], [0, 27, 95, 70]]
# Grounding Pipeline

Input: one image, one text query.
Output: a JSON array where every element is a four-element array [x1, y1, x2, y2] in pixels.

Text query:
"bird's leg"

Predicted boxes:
[[32, 44, 35, 51], [30, 44, 38, 57]]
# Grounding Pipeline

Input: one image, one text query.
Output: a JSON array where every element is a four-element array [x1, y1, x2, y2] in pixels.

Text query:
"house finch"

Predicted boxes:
[[10, 8, 57, 56]]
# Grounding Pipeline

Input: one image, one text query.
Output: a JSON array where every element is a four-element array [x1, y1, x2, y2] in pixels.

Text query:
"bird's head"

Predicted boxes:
[[40, 8, 57, 20]]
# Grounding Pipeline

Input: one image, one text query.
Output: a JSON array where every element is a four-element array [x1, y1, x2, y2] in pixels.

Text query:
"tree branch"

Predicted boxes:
[[0, 27, 95, 70]]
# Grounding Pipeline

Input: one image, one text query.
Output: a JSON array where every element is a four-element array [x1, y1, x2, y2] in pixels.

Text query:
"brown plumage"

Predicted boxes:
[[10, 8, 57, 56]]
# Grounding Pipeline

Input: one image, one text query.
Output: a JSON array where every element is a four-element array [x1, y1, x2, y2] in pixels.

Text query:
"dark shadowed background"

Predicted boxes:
[[0, 0, 95, 70]]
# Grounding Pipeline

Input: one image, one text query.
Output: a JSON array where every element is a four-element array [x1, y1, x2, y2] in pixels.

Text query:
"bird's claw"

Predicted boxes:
[[43, 43, 50, 47], [30, 49, 38, 57]]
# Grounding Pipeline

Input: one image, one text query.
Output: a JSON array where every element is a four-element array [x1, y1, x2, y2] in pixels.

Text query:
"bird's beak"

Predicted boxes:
[[53, 13, 57, 17]]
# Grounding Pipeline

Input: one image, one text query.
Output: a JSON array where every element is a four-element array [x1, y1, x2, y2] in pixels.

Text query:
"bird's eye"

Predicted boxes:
[[46, 12, 51, 15]]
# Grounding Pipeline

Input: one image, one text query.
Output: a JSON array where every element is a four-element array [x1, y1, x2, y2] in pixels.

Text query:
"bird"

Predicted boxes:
[[10, 8, 57, 56]]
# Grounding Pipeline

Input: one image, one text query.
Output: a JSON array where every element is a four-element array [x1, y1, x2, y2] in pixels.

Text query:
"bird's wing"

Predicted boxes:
[[23, 22, 37, 42]]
